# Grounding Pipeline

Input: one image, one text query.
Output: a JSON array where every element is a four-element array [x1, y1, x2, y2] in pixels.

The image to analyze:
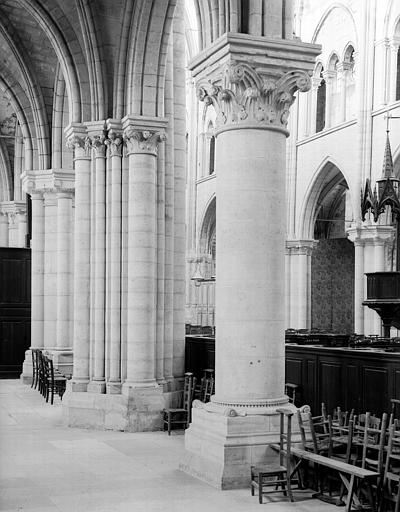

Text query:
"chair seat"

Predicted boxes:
[[164, 408, 186, 414], [252, 464, 287, 475]]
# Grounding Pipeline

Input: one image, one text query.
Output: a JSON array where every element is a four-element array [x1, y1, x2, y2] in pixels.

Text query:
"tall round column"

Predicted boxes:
[[214, 126, 286, 405], [0, 212, 9, 247], [106, 127, 123, 393], [56, 191, 73, 349], [30, 192, 45, 349], [67, 129, 91, 391], [43, 191, 57, 349], [88, 134, 107, 393], [183, 54, 319, 488], [122, 121, 166, 390]]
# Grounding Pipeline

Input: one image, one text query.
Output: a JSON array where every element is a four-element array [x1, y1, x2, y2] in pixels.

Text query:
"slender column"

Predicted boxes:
[[43, 191, 57, 349], [7, 212, 18, 247], [17, 211, 27, 247], [56, 191, 73, 349], [337, 62, 351, 124], [322, 70, 336, 129], [29, 192, 45, 349], [389, 40, 400, 103], [172, 2, 187, 379], [66, 125, 91, 391], [105, 123, 123, 393], [87, 130, 107, 393], [122, 117, 167, 391], [0, 212, 9, 246]]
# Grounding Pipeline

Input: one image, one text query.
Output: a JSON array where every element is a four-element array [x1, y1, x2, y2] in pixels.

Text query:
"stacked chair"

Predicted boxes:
[[297, 403, 399, 511], [31, 349, 67, 404]]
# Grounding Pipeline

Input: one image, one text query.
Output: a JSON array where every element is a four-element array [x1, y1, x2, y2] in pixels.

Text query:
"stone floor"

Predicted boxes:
[[0, 380, 335, 512]]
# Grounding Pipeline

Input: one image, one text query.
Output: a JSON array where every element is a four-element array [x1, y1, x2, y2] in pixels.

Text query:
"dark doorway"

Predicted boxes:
[[0, 248, 31, 378]]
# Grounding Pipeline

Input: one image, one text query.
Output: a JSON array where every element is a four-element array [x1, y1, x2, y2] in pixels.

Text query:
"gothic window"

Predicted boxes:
[[344, 46, 355, 120], [316, 67, 326, 133]]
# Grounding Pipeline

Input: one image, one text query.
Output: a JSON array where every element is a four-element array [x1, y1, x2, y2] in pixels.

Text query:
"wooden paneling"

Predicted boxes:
[[362, 366, 389, 415], [319, 360, 343, 412], [0, 248, 31, 378]]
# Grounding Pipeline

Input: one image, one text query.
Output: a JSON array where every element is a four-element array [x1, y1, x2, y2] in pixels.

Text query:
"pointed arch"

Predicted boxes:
[[198, 195, 216, 254], [311, 3, 358, 47], [299, 157, 351, 239]]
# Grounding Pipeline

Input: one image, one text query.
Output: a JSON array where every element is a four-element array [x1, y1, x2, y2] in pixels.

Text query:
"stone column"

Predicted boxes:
[[121, 115, 167, 426], [54, 189, 74, 373], [43, 191, 58, 349], [337, 62, 352, 124], [66, 125, 91, 391], [0, 212, 8, 246], [286, 240, 317, 329], [348, 224, 394, 336], [389, 40, 400, 103], [322, 70, 336, 129], [7, 211, 18, 247], [105, 122, 123, 394], [182, 32, 319, 488], [20, 189, 44, 383], [87, 125, 107, 394]]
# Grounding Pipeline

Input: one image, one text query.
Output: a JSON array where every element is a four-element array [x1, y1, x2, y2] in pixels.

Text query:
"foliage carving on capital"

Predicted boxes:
[[105, 129, 123, 157], [88, 131, 107, 157], [197, 62, 312, 130], [123, 127, 166, 155], [66, 134, 91, 157]]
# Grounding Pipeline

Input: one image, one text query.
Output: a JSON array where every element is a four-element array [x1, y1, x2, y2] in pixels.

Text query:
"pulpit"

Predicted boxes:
[[363, 272, 400, 337]]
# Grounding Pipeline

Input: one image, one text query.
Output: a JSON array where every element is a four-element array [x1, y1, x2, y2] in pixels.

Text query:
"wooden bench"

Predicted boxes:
[[291, 447, 380, 512]]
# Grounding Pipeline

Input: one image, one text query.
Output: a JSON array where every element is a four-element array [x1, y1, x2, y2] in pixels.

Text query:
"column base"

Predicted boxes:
[[62, 385, 166, 432], [179, 399, 298, 489], [87, 380, 106, 393], [106, 382, 122, 394], [20, 349, 34, 385]]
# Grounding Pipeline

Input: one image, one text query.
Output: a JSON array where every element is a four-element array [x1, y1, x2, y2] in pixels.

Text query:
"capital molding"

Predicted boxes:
[[0, 200, 27, 218], [286, 239, 318, 256], [21, 168, 75, 195], [65, 123, 91, 158], [122, 115, 167, 156], [347, 223, 395, 245], [105, 119, 123, 157], [189, 33, 320, 133], [85, 121, 108, 158]]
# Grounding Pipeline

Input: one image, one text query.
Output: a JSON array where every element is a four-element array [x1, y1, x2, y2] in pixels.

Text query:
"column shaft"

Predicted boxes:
[[0, 213, 9, 246], [214, 127, 286, 405], [30, 193, 44, 349], [71, 141, 91, 391], [56, 192, 72, 349], [90, 148, 106, 391], [108, 134, 123, 391], [125, 151, 157, 386], [43, 192, 57, 349]]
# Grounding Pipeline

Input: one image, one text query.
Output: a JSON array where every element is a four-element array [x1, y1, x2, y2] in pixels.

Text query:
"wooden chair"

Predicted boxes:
[[285, 382, 299, 406], [251, 408, 300, 504], [379, 424, 400, 512], [163, 372, 196, 435], [31, 348, 40, 389], [43, 355, 67, 404], [297, 409, 331, 455], [194, 370, 215, 403]]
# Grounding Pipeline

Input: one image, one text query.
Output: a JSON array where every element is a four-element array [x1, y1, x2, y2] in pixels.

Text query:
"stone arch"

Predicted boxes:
[[311, 3, 358, 47], [299, 157, 351, 240], [14, 0, 82, 124], [198, 195, 216, 255]]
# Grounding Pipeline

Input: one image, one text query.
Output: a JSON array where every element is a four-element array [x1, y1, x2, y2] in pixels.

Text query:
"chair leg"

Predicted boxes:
[[168, 413, 171, 435], [258, 476, 263, 504]]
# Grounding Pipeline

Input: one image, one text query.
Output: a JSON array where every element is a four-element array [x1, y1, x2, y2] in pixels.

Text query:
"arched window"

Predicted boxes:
[[316, 67, 326, 133], [343, 46, 355, 120], [209, 135, 215, 175]]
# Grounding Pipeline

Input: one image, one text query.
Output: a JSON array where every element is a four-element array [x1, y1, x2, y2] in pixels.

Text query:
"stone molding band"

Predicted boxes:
[[192, 395, 291, 416]]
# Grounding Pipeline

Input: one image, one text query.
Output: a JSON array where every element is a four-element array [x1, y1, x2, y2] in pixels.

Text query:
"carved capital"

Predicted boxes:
[[105, 129, 123, 157], [88, 132, 107, 158], [197, 62, 311, 131], [66, 135, 91, 158], [123, 128, 166, 156]]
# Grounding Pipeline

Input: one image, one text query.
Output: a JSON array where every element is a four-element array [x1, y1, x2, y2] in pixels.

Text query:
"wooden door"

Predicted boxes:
[[0, 248, 31, 378]]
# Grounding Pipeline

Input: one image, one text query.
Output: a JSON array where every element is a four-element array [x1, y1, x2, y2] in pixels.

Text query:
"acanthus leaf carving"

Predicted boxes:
[[123, 127, 166, 156], [105, 129, 123, 157], [197, 62, 312, 131]]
